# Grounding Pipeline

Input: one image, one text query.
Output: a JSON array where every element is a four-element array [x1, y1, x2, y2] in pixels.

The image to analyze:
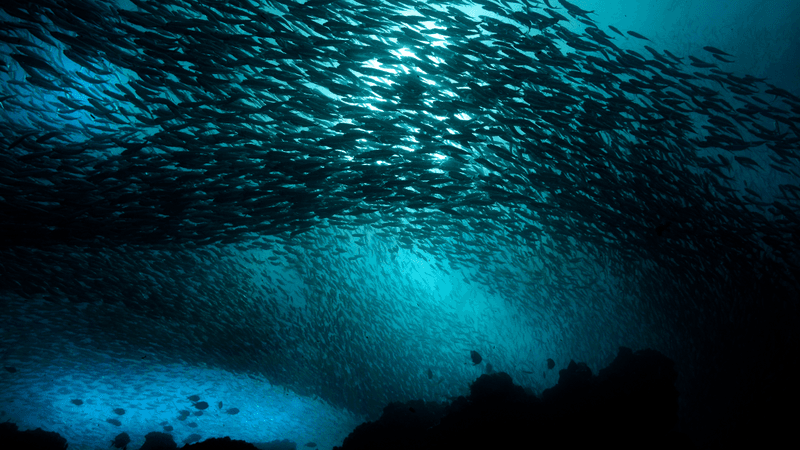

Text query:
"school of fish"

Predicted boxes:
[[1, 0, 798, 445]]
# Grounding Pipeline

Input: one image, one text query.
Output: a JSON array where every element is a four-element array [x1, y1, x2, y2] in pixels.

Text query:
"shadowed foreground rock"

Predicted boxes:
[[335, 347, 694, 450]]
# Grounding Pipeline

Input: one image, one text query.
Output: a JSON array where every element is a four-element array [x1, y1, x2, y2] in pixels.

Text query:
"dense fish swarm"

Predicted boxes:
[[1, 0, 798, 447]]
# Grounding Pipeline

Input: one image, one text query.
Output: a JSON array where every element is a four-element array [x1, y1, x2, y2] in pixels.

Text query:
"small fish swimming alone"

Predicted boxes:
[[226, 408, 239, 415], [547, 358, 556, 369], [70, 399, 83, 406], [218, 401, 223, 409], [626, 30, 650, 41], [113, 408, 125, 415], [106, 418, 122, 426], [470, 350, 482, 365]]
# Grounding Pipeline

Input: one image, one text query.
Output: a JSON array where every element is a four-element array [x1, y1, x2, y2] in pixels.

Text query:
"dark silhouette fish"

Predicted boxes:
[[627, 30, 650, 41], [470, 350, 482, 365], [226, 408, 240, 415], [218, 401, 223, 409], [163, 426, 173, 432], [193, 401, 209, 410], [113, 408, 125, 415], [193, 411, 203, 416], [3, 367, 16, 373], [711, 53, 734, 63], [558, 0, 594, 17], [70, 399, 83, 406], [547, 358, 556, 369], [426, 368, 433, 379], [305, 443, 317, 448], [188, 395, 200, 402], [106, 418, 122, 426], [608, 25, 625, 37], [544, 0, 560, 9], [111, 432, 130, 450], [188, 422, 198, 428], [703, 46, 732, 57]]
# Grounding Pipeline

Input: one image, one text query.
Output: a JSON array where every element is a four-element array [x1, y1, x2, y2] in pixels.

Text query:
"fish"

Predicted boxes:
[[226, 408, 240, 415], [734, 156, 761, 170], [470, 350, 482, 365], [626, 31, 651, 41], [703, 46, 733, 57], [113, 408, 125, 415], [3, 367, 16, 373], [305, 443, 317, 448], [711, 54, 735, 63], [426, 368, 433, 379], [608, 25, 626, 37], [558, 0, 595, 18], [106, 419, 122, 426], [193, 401, 209, 410], [187, 395, 201, 402], [188, 422, 198, 428], [70, 399, 83, 406], [547, 358, 556, 369]]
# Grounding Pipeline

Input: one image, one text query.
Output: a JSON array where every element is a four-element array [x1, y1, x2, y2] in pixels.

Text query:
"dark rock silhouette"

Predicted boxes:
[[0, 422, 67, 450], [335, 347, 694, 450], [111, 431, 131, 449], [140, 431, 177, 450], [183, 436, 259, 449]]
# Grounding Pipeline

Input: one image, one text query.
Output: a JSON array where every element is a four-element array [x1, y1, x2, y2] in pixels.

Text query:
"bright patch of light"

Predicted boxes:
[[420, 21, 442, 30], [432, 153, 446, 160], [363, 59, 397, 75], [396, 48, 419, 60], [455, 112, 471, 121]]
